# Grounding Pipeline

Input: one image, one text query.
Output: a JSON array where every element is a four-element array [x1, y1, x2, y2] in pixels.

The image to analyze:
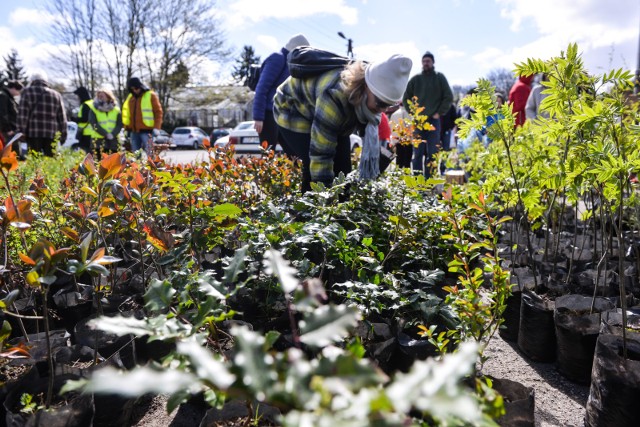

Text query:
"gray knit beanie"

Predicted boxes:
[[285, 34, 309, 51], [364, 54, 413, 104]]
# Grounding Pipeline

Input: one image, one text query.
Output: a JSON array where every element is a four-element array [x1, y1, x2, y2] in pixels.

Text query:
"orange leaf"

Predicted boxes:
[[97, 203, 115, 217], [143, 220, 174, 252], [0, 149, 18, 172], [0, 342, 31, 359], [202, 138, 210, 149], [19, 253, 36, 265], [99, 152, 125, 180]]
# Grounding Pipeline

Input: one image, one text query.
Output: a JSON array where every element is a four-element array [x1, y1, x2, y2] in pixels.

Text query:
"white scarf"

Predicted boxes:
[[354, 95, 381, 180], [94, 98, 116, 113]]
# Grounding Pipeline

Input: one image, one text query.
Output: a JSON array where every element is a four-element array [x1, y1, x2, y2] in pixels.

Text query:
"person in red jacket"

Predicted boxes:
[[508, 74, 534, 127]]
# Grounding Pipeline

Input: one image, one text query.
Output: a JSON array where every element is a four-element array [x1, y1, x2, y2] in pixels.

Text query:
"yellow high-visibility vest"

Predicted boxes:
[[94, 107, 120, 136], [122, 91, 154, 128], [78, 100, 101, 138]]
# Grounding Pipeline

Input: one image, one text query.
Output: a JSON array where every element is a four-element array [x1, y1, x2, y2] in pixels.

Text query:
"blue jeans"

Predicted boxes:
[[412, 118, 441, 178], [130, 131, 151, 152]]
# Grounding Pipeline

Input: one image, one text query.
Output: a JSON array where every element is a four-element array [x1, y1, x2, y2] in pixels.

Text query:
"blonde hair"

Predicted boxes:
[[341, 60, 367, 106], [97, 88, 117, 104]]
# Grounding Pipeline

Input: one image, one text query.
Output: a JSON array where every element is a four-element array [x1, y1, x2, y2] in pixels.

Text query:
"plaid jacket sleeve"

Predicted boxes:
[[309, 85, 351, 185]]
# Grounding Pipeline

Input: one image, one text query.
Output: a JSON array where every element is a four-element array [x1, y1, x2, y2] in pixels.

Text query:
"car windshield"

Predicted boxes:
[[173, 129, 190, 134], [235, 122, 253, 130]]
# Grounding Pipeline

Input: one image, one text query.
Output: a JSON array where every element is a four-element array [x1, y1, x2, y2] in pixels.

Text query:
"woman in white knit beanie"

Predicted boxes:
[[274, 53, 412, 193]]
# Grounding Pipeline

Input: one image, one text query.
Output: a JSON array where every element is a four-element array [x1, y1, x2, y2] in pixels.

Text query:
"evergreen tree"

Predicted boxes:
[[167, 60, 190, 90], [2, 49, 28, 85], [232, 45, 260, 85]]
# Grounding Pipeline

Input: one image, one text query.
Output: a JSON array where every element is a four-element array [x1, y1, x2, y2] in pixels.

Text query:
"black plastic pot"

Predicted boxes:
[[3, 370, 94, 427], [491, 377, 535, 427], [73, 313, 138, 369], [7, 330, 70, 370], [554, 295, 615, 384], [500, 290, 522, 342], [518, 290, 556, 362], [584, 331, 640, 427]]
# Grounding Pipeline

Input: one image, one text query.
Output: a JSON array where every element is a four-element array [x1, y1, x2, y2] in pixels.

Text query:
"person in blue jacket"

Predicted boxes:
[[252, 34, 309, 150]]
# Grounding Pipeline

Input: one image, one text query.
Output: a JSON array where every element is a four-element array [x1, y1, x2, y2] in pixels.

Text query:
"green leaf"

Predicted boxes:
[[263, 249, 299, 295], [80, 232, 92, 263], [177, 340, 235, 389], [212, 203, 242, 218], [299, 305, 361, 348], [65, 366, 201, 397], [230, 325, 275, 397], [222, 245, 248, 285], [145, 279, 176, 313]]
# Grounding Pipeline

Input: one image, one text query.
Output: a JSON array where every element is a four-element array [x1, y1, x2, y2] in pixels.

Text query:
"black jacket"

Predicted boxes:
[[0, 86, 18, 133]]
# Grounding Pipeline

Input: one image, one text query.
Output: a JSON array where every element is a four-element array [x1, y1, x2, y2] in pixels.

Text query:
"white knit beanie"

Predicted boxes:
[[364, 54, 413, 104], [285, 34, 309, 51]]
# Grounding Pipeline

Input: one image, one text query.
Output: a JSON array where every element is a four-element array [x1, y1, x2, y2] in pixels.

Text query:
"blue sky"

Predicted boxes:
[[0, 0, 638, 87]]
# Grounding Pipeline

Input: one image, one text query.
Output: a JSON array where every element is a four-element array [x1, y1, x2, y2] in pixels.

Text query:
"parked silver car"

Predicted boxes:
[[171, 126, 209, 149]]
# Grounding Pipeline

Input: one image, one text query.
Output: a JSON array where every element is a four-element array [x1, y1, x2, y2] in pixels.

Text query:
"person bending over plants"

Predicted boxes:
[[274, 53, 412, 193]]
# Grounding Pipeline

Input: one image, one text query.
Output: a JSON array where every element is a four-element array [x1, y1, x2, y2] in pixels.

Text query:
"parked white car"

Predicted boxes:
[[171, 126, 210, 149]]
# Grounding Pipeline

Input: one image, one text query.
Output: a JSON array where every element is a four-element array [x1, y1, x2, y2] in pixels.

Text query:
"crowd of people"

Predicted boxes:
[[0, 73, 163, 158], [253, 34, 550, 192], [0, 35, 549, 193]]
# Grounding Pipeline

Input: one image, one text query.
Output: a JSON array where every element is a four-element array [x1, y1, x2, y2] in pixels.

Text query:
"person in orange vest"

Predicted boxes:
[[121, 77, 163, 153]]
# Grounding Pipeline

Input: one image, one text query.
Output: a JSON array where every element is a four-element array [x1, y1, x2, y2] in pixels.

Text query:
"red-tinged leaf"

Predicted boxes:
[[0, 342, 31, 359], [19, 253, 36, 265], [478, 192, 485, 204], [99, 152, 125, 180], [261, 140, 268, 149], [60, 227, 80, 242], [81, 153, 97, 176], [93, 255, 122, 265], [143, 220, 174, 252], [5, 199, 34, 224], [78, 202, 88, 218], [90, 247, 106, 262]]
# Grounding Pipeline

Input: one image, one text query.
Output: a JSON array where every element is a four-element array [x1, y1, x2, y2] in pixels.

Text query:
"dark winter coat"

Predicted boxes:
[[252, 48, 289, 121], [0, 86, 18, 133]]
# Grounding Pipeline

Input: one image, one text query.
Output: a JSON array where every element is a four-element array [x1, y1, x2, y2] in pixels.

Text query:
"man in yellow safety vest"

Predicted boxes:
[[122, 77, 163, 153]]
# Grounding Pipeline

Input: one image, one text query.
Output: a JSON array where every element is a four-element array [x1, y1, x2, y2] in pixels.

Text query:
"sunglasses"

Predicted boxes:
[[373, 95, 393, 110]]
